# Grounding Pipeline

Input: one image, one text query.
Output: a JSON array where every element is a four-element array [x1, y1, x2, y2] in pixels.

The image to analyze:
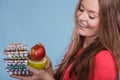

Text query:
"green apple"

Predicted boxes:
[[27, 57, 47, 70]]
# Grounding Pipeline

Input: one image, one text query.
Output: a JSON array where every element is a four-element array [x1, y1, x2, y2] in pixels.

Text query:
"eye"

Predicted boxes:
[[79, 5, 84, 12], [89, 15, 95, 19], [89, 13, 96, 19]]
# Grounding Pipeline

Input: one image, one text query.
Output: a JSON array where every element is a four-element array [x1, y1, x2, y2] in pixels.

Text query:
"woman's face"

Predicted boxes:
[[76, 0, 100, 38]]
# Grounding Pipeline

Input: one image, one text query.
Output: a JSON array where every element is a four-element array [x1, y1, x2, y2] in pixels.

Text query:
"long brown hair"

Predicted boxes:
[[54, 0, 120, 80]]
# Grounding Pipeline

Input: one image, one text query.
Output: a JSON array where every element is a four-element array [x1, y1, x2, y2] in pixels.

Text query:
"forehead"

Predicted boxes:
[[81, 0, 99, 13]]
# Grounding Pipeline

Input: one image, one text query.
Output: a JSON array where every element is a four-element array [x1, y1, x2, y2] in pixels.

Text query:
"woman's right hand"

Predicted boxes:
[[11, 55, 55, 80], [36, 42, 54, 76], [44, 55, 54, 77], [11, 66, 55, 80]]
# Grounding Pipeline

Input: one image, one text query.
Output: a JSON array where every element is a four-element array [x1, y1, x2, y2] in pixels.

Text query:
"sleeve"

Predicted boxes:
[[94, 50, 117, 80]]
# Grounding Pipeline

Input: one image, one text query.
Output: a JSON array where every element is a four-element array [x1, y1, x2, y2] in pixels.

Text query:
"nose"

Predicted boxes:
[[77, 11, 88, 21]]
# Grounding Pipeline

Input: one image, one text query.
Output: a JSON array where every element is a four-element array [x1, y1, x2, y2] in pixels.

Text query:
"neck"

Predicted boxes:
[[83, 36, 97, 48]]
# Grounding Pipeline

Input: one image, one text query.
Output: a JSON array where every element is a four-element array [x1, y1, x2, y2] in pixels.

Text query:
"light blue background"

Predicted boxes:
[[0, 0, 78, 80]]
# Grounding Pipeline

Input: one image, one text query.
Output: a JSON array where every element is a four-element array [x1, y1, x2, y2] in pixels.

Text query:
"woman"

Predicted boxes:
[[11, 0, 120, 80]]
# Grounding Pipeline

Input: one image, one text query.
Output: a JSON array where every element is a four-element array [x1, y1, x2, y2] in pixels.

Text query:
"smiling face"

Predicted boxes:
[[76, 0, 100, 39]]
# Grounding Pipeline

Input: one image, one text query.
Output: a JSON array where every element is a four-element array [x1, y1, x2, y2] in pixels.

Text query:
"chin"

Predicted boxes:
[[78, 30, 87, 36]]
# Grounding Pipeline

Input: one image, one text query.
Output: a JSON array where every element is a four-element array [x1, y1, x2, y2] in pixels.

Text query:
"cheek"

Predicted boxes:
[[89, 19, 100, 29], [76, 11, 81, 17], [88, 19, 100, 34]]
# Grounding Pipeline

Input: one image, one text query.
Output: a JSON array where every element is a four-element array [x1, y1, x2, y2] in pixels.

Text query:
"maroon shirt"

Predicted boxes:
[[62, 50, 117, 80]]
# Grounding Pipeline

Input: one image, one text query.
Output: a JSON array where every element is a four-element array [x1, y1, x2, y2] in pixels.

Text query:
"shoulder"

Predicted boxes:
[[95, 50, 114, 62], [94, 50, 117, 80], [95, 50, 115, 66]]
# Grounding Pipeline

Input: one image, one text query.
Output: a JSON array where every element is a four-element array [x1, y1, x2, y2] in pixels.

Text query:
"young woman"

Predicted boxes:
[[11, 0, 120, 80]]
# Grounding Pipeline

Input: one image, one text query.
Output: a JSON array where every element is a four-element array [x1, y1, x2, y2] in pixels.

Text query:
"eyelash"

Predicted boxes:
[[89, 15, 95, 19], [79, 6, 84, 12]]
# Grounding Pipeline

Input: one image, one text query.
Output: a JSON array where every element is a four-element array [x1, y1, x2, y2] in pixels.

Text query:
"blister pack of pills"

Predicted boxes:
[[4, 43, 32, 76]]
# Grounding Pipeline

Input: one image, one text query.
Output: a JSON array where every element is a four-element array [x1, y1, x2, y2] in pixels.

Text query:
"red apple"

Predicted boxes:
[[30, 43, 46, 60]]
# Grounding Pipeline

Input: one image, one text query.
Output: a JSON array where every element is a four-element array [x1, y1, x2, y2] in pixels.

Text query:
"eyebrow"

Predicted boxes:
[[80, 2, 99, 15]]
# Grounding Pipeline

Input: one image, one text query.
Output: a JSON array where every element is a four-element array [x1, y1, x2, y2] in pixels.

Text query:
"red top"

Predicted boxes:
[[62, 50, 117, 80]]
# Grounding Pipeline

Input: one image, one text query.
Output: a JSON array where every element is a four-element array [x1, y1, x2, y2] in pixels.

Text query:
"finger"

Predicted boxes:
[[45, 56, 53, 69], [27, 66, 39, 74], [44, 56, 54, 76], [10, 75, 28, 80]]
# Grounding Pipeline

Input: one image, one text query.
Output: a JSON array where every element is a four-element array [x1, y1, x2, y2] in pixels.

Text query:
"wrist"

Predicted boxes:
[[43, 71, 55, 80]]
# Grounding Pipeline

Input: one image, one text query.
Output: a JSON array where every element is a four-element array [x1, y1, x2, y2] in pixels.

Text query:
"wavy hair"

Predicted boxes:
[[54, 0, 120, 80]]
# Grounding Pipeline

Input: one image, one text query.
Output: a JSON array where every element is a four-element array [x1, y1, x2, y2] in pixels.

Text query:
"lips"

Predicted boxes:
[[78, 22, 88, 28]]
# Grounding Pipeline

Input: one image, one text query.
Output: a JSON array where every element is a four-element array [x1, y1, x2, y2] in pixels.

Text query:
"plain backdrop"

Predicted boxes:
[[0, 0, 78, 80]]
